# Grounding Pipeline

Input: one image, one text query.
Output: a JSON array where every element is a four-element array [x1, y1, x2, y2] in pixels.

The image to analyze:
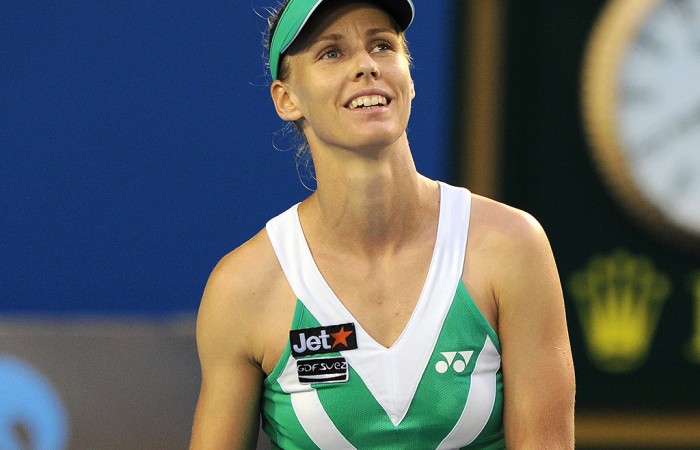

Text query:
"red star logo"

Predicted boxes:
[[330, 326, 353, 348]]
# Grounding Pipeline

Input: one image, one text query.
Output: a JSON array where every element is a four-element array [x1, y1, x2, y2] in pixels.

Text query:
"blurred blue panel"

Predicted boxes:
[[0, 355, 69, 450], [0, 1, 454, 314]]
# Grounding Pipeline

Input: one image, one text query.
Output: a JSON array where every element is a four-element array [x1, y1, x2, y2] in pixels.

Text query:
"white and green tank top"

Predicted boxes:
[[263, 182, 504, 449]]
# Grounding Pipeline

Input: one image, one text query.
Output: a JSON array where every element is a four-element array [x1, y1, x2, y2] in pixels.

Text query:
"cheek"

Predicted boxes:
[[396, 75, 415, 105], [385, 60, 414, 96], [286, 71, 325, 112], [296, 82, 339, 118]]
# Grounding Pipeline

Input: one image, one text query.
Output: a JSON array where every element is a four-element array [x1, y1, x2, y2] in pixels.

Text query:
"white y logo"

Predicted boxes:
[[435, 351, 474, 373]]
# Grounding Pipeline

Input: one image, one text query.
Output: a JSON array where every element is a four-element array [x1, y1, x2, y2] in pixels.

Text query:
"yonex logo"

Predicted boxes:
[[435, 351, 474, 373]]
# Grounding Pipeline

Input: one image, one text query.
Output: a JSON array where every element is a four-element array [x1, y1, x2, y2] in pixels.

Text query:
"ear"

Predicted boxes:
[[410, 78, 416, 100], [270, 80, 304, 122]]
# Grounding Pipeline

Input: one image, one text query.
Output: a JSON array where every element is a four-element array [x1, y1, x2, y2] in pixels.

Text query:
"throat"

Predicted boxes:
[[302, 178, 441, 262], [317, 257, 431, 349]]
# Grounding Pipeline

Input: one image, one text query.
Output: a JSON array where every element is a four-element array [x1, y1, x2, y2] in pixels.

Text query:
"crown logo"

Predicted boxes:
[[569, 250, 671, 373]]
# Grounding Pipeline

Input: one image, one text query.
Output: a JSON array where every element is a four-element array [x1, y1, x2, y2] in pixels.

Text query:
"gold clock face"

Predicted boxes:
[[581, 0, 700, 253]]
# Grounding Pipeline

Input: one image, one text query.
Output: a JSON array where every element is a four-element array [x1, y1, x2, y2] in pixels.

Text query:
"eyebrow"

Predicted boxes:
[[313, 33, 344, 44], [366, 27, 399, 37], [313, 27, 399, 45]]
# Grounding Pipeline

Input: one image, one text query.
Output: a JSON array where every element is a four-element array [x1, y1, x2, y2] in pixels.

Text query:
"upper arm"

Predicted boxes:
[[190, 255, 266, 450], [494, 210, 575, 449]]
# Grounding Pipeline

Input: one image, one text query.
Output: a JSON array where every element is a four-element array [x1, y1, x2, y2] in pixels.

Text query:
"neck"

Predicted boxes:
[[299, 135, 439, 256]]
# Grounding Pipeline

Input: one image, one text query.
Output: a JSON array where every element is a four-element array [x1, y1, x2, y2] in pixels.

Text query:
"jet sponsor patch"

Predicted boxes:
[[290, 322, 357, 357], [297, 356, 349, 384]]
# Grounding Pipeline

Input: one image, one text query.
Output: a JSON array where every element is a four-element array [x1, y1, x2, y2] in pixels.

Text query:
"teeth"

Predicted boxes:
[[349, 95, 387, 110]]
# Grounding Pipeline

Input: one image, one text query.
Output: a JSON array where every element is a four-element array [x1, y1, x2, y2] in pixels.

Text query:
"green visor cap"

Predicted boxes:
[[269, 0, 415, 79]]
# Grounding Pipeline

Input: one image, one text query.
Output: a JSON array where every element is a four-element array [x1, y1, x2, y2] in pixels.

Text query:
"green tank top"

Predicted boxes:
[[263, 182, 504, 449]]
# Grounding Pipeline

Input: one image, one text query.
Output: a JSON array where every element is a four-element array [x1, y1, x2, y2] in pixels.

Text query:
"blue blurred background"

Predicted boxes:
[[1, 0, 452, 315]]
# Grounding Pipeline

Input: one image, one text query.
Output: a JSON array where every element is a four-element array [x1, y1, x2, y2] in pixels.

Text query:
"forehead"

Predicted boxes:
[[287, 2, 400, 52]]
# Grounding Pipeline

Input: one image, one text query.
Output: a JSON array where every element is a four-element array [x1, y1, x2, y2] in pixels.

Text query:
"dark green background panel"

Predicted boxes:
[[501, 1, 700, 410]]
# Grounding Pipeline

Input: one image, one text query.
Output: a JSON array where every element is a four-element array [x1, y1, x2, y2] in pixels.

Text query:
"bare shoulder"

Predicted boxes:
[[196, 227, 292, 368], [467, 194, 560, 309], [463, 194, 554, 325], [469, 193, 549, 250], [204, 228, 285, 308], [201, 228, 282, 317]]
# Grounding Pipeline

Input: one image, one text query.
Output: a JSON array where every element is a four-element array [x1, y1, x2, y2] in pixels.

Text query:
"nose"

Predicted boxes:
[[354, 51, 380, 80]]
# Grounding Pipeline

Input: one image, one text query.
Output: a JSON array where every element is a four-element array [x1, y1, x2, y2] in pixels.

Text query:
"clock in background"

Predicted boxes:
[[581, 0, 700, 255]]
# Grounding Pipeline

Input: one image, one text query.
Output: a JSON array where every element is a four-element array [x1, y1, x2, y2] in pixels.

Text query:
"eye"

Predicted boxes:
[[321, 48, 340, 59], [371, 42, 392, 53]]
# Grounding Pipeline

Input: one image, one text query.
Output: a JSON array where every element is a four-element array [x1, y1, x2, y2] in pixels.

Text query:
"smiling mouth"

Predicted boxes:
[[347, 95, 389, 110]]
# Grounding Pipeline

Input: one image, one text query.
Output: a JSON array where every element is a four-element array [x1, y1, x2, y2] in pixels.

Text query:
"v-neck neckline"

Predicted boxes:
[[291, 183, 446, 352]]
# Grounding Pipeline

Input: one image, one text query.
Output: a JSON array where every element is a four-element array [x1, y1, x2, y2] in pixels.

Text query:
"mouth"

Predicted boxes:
[[346, 95, 390, 110]]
